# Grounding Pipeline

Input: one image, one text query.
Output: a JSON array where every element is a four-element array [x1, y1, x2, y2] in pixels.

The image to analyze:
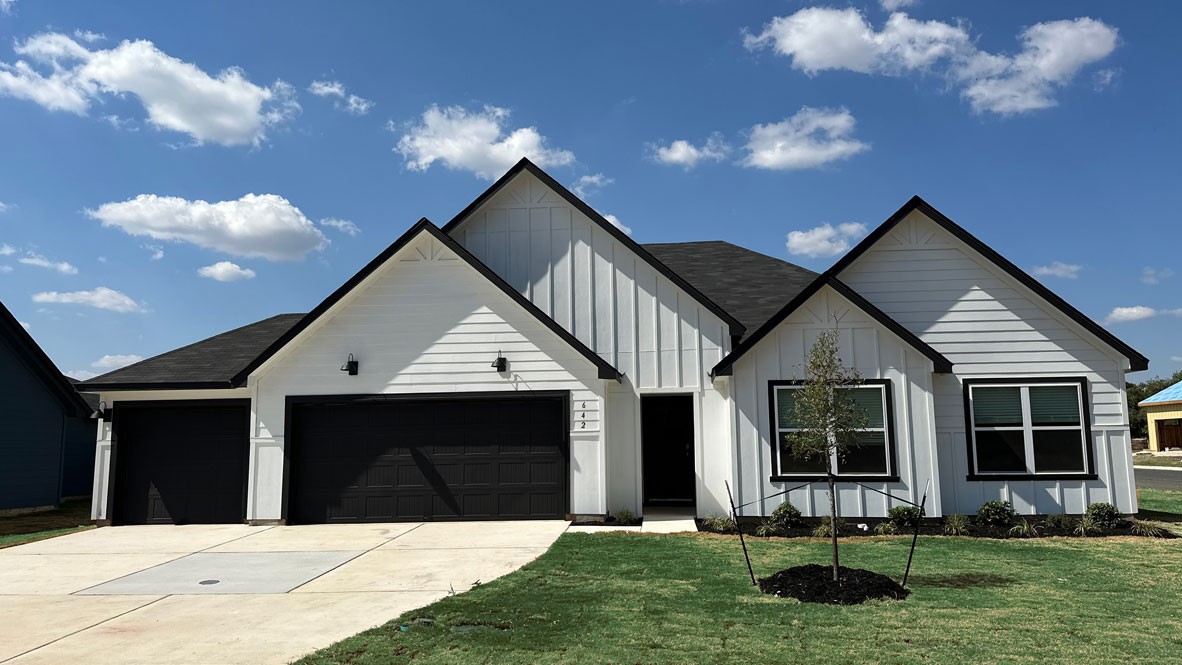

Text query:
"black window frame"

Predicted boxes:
[[963, 376, 1097, 481], [767, 378, 900, 482]]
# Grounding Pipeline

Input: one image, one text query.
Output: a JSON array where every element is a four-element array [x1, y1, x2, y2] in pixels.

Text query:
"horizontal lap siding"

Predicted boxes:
[[840, 211, 1134, 514]]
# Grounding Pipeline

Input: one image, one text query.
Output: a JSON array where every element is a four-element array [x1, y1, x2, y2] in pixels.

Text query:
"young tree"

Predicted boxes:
[[786, 328, 869, 582]]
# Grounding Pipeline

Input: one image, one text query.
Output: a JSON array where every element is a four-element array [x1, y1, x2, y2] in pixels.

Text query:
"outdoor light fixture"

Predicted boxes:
[[339, 353, 359, 376], [90, 400, 112, 421], [491, 352, 508, 373]]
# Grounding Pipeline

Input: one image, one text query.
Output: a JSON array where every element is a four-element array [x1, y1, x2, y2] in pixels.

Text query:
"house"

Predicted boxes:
[[78, 159, 1147, 525], [0, 300, 95, 515], [1138, 380, 1182, 452]]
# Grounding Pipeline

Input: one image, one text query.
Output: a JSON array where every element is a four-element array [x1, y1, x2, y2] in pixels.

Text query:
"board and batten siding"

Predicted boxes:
[[246, 232, 610, 521], [730, 286, 939, 518], [450, 171, 735, 516], [838, 210, 1136, 514], [0, 333, 67, 512]]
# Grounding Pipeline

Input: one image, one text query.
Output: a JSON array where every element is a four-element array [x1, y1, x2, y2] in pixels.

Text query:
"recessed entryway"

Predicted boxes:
[[640, 395, 696, 507]]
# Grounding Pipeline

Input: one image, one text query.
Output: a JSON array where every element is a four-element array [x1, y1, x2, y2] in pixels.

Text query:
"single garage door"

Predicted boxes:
[[111, 401, 249, 525], [288, 394, 568, 523]]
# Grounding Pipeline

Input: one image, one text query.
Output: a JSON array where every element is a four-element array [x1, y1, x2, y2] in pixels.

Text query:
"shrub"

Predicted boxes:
[[1008, 519, 1041, 538], [976, 500, 1018, 528], [611, 509, 640, 526], [1042, 514, 1076, 531], [873, 521, 898, 536], [1084, 503, 1124, 531], [754, 523, 778, 537], [811, 516, 845, 538], [769, 501, 804, 530], [1075, 514, 1101, 536], [943, 513, 970, 536], [887, 505, 925, 529], [700, 515, 737, 534], [1129, 519, 1168, 538]]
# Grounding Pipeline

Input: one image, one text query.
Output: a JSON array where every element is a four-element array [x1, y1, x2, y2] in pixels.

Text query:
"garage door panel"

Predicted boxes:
[[289, 396, 568, 523]]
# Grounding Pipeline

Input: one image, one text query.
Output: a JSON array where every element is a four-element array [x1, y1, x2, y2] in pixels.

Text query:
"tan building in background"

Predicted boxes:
[[1139, 379, 1182, 452]]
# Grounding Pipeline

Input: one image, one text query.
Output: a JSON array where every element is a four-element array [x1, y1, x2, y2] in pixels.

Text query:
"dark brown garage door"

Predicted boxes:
[[287, 394, 568, 524], [111, 401, 249, 525]]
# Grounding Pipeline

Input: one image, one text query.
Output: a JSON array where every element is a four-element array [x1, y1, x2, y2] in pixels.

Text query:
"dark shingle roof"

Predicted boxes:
[[643, 241, 817, 338], [78, 314, 304, 390]]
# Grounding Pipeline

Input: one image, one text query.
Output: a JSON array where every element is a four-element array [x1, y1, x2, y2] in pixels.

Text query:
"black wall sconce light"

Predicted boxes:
[[491, 351, 508, 373], [340, 353, 359, 376], [90, 400, 112, 421]]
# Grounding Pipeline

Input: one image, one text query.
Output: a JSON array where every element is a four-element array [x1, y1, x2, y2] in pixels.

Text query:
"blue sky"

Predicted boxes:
[[0, 1, 1178, 380]]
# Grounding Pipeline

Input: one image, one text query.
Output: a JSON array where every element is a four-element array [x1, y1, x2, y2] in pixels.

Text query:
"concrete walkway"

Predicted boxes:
[[567, 508, 698, 534], [0, 521, 567, 664]]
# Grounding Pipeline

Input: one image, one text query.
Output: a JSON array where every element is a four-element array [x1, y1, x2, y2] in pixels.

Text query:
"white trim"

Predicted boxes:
[[772, 384, 891, 477], [968, 381, 1088, 475]]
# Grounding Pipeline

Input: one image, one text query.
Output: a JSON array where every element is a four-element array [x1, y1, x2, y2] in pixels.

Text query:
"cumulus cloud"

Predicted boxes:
[[1103, 306, 1182, 324], [602, 213, 632, 236], [743, 107, 869, 170], [1141, 267, 1174, 285], [18, 320, 29, 330], [572, 173, 613, 199], [0, 32, 299, 145], [92, 354, 142, 369], [142, 244, 164, 260], [0, 201, 8, 214], [307, 79, 373, 115], [65, 369, 98, 381], [743, 10, 1118, 115], [649, 133, 731, 170], [86, 193, 328, 261], [1032, 261, 1081, 279], [1172, 356, 1182, 363], [198, 260, 256, 282], [1093, 67, 1121, 91], [319, 217, 360, 236], [880, 0, 916, 9], [0, 265, 12, 273], [33, 286, 143, 313], [0, 0, 14, 15], [73, 30, 105, 43], [0, 244, 14, 255], [787, 222, 868, 257], [18, 252, 78, 274], [394, 104, 575, 180]]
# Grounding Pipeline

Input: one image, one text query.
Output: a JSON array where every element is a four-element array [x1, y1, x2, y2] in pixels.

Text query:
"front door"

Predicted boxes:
[[641, 395, 695, 506]]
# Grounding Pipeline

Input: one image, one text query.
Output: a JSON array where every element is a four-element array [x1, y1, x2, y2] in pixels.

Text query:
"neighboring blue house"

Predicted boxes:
[[0, 300, 94, 514]]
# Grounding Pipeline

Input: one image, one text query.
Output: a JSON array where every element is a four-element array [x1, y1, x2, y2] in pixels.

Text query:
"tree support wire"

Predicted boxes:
[[725, 481, 757, 586]]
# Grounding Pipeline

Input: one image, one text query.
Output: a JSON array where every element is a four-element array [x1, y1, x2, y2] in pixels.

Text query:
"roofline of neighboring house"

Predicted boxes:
[[230, 218, 623, 386], [441, 157, 748, 340], [710, 274, 954, 377], [1138, 399, 1182, 409], [0, 300, 91, 416], [831, 195, 1149, 373]]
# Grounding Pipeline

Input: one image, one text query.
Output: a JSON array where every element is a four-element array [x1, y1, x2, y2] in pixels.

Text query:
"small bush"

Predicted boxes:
[[1084, 502, 1124, 531], [943, 513, 970, 536], [976, 500, 1019, 528], [1075, 514, 1101, 536], [700, 515, 737, 534], [887, 505, 925, 529], [755, 523, 778, 537], [873, 521, 898, 536], [1042, 514, 1076, 531], [611, 509, 640, 526], [769, 501, 805, 529], [1008, 519, 1041, 538], [1129, 519, 1168, 538], [811, 516, 845, 538]]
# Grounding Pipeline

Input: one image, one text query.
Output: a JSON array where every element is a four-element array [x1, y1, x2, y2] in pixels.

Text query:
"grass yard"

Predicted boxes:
[[1139, 488, 1182, 522], [298, 531, 1182, 665], [0, 500, 93, 549], [1132, 456, 1182, 468]]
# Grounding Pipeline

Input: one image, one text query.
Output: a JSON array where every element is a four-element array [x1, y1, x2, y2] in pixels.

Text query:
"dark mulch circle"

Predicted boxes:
[[758, 564, 910, 605]]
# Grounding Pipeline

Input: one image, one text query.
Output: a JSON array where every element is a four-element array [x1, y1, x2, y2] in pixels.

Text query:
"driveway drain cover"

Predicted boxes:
[[198, 579, 220, 585]]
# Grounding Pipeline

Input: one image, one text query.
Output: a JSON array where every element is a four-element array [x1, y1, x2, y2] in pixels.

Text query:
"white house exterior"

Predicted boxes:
[[81, 160, 1148, 526]]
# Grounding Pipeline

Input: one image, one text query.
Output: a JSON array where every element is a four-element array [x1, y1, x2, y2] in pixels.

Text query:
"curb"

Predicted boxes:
[[1133, 465, 1182, 472]]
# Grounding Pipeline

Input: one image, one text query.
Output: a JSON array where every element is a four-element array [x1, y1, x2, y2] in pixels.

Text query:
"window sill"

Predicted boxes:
[[965, 473, 1097, 482], [770, 475, 901, 483]]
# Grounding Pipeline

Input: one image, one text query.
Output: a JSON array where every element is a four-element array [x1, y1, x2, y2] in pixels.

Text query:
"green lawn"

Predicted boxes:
[[297, 532, 1182, 665], [0, 500, 94, 549], [1139, 488, 1182, 522], [1132, 456, 1182, 468]]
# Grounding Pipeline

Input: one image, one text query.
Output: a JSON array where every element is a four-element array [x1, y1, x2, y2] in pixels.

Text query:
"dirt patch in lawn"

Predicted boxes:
[[758, 564, 909, 605]]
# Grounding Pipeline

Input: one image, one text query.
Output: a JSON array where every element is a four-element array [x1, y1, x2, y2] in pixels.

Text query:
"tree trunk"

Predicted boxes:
[[828, 469, 839, 583]]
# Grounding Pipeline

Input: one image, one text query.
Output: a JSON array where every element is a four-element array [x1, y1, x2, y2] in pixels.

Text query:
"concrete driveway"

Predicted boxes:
[[0, 521, 568, 664]]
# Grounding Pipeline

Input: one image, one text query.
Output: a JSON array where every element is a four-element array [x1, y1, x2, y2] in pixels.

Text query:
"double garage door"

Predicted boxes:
[[110, 395, 568, 525]]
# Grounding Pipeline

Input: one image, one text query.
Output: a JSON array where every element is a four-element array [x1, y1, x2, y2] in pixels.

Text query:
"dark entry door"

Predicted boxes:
[[641, 395, 695, 506], [288, 394, 568, 524], [112, 402, 248, 525]]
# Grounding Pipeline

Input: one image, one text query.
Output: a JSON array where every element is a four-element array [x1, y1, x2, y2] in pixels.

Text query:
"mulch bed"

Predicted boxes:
[[758, 564, 910, 605]]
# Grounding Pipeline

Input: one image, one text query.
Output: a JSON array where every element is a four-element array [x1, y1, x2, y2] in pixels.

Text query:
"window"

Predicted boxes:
[[966, 378, 1092, 477], [770, 380, 894, 478]]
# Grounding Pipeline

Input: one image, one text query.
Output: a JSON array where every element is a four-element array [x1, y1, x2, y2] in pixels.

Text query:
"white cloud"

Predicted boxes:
[[602, 213, 632, 236], [1103, 306, 1182, 324], [0, 201, 8, 214], [572, 173, 613, 199], [1093, 67, 1121, 91], [91, 353, 142, 369], [33, 286, 143, 313], [142, 244, 164, 260], [86, 193, 328, 261], [65, 369, 98, 381], [1172, 356, 1182, 363], [880, 0, 916, 10], [743, 107, 869, 170], [1032, 261, 1081, 279], [307, 79, 373, 116], [18, 320, 29, 330], [73, 30, 105, 43], [197, 260, 256, 282], [343, 95, 372, 116], [744, 10, 1118, 115], [307, 80, 345, 97], [394, 104, 575, 180], [19, 252, 78, 274], [0, 0, 14, 15], [787, 222, 868, 257], [0, 244, 13, 255], [1141, 267, 1174, 285], [0, 32, 299, 145], [103, 114, 139, 131], [319, 218, 360, 236], [0, 265, 12, 273], [649, 133, 730, 170]]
